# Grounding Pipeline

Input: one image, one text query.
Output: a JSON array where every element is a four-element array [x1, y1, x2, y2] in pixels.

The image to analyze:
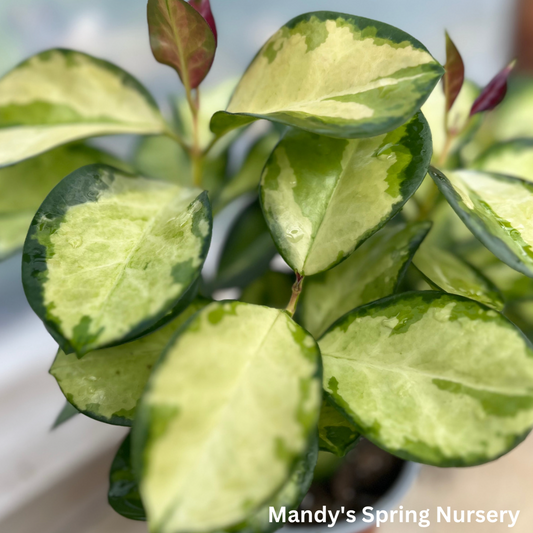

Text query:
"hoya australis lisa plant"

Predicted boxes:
[[2, 2, 533, 531]]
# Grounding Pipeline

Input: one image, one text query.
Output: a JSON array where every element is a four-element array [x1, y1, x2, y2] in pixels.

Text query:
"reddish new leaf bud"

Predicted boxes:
[[444, 31, 465, 112], [470, 60, 516, 116]]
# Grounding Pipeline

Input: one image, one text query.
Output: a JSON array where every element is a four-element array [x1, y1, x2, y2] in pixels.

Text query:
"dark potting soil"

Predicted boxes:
[[292, 439, 405, 526]]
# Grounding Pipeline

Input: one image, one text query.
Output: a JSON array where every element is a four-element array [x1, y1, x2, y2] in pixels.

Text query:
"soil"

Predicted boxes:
[[292, 439, 405, 526]]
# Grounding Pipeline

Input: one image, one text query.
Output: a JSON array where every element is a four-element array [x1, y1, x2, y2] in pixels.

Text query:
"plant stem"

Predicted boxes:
[[186, 87, 204, 188], [286, 273, 304, 318]]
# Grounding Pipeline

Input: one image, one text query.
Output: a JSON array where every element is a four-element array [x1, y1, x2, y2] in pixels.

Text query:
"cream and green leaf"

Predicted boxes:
[[211, 12, 443, 139], [50, 299, 208, 426], [414, 241, 504, 310], [22, 164, 212, 356], [0, 49, 166, 167], [0, 143, 131, 261], [320, 292, 533, 467], [133, 301, 321, 533], [109, 434, 146, 522], [472, 139, 533, 182], [261, 113, 431, 276], [430, 167, 533, 278], [318, 394, 360, 457], [301, 221, 431, 338]]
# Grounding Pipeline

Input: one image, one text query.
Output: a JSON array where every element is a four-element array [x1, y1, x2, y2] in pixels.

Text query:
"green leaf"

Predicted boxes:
[[301, 221, 431, 338], [0, 143, 132, 261], [320, 291, 533, 467], [414, 242, 504, 310], [260, 113, 431, 276], [241, 271, 294, 309], [50, 298, 208, 426], [430, 167, 533, 279], [210, 12, 443, 139], [318, 395, 360, 457], [422, 80, 480, 165], [133, 301, 321, 533], [214, 131, 279, 213], [109, 434, 146, 522], [0, 49, 166, 167], [225, 436, 319, 533], [23, 164, 212, 356], [213, 201, 277, 290], [147, 0, 217, 90], [52, 401, 79, 429], [472, 139, 533, 182]]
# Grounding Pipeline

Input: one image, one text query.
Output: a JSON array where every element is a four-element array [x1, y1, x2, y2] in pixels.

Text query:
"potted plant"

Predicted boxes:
[[1, 2, 533, 533]]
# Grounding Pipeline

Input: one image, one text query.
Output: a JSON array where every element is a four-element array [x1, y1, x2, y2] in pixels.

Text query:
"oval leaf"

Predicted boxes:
[[320, 292, 533, 466], [133, 301, 321, 533], [50, 299, 208, 425], [0, 49, 166, 167], [109, 434, 146, 521], [210, 12, 443, 139], [414, 242, 504, 310], [318, 395, 360, 457], [0, 143, 131, 261], [23, 164, 212, 355], [430, 167, 533, 278], [472, 139, 533, 182], [261, 113, 431, 276], [148, 0, 217, 90], [301, 221, 431, 338]]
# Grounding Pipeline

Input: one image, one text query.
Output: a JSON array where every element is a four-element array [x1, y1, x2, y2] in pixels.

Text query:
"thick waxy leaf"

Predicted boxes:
[[472, 139, 533, 182], [414, 243, 504, 310], [133, 301, 321, 533], [301, 222, 431, 338], [50, 299, 208, 425], [213, 201, 277, 290], [23, 164, 212, 356], [444, 32, 465, 113], [430, 167, 533, 278], [0, 143, 131, 261], [422, 80, 480, 165], [227, 436, 318, 533], [320, 292, 533, 467], [210, 12, 443, 139], [147, 0, 217, 90], [318, 395, 360, 457], [109, 434, 146, 521], [261, 113, 431, 276], [470, 61, 516, 116], [215, 131, 279, 212], [0, 49, 166, 167], [241, 271, 294, 309], [52, 401, 79, 429]]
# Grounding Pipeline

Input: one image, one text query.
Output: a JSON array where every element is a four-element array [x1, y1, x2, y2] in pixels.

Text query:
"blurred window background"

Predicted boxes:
[[1, 1, 532, 532]]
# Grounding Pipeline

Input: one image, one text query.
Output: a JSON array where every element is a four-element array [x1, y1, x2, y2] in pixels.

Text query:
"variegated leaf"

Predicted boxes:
[[0, 143, 131, 261], [318, 395, 360, 457], [260, 113, 431, 276], [0, 49, 166, 167], [430, 167, 533, 278], [414, 242, 504, 310], [109, 434, 146, 521], [422, 80, 479, 165], [50, 299, 208, 425], [224, 436, 318, 533], [472, 139, 533, 182], [210, 12, 443, 139], [133, 301, 321, 533], [320, 292, 533, 466], [147, 0, 217, 90], [301, 222, 431, 338], [23, 164, 212, 356]]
